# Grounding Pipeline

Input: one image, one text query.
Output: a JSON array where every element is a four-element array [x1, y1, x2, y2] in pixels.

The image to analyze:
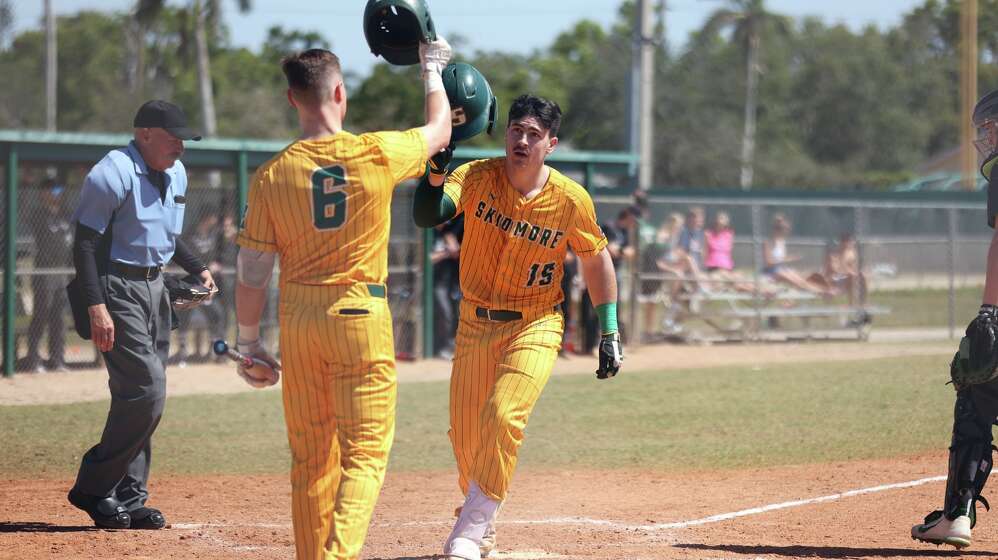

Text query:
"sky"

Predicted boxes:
[[15, 0, 926, 78]]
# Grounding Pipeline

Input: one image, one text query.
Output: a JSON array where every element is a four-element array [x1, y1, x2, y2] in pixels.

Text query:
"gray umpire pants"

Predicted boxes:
[[73, 271, 172, 509]]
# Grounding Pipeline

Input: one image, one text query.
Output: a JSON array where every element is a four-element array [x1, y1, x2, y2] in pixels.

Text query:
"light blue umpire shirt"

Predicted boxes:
[[72, 140, 188, 267]]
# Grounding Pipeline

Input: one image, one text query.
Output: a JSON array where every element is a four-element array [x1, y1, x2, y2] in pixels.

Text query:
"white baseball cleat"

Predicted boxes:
[[479, 523, 496, 557], [455, 505, 497, 557], [445, 536, 482, 560], [911, 510, 972, 549]]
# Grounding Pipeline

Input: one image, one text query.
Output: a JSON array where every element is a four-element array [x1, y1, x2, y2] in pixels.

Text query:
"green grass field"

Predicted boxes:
[[0, 354, 957, 478], [868, 286, 982, 328]]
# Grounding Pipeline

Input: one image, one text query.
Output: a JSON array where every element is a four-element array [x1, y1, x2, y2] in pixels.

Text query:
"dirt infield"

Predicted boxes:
[[1, 454, 994, 559], [0, 338, 957, 406], [1, 338, 975, 559]]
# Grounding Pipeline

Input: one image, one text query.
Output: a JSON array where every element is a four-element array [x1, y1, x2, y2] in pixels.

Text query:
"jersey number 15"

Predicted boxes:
[[526, 262, 555, 287]]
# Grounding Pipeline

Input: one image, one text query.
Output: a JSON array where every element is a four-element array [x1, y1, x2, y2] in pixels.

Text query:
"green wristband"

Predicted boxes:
[[596, 302, 618, 335]]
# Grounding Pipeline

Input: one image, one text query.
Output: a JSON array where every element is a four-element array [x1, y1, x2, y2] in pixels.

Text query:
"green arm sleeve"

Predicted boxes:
[[413, 172, 458, 228]]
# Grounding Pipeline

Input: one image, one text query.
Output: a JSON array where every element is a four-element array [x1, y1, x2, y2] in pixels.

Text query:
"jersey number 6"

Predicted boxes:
[[311, 165, 348, 230]]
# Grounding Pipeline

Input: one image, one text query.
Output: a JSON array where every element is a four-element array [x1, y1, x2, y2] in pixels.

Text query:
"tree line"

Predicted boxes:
[[2, 0, 997, 190]]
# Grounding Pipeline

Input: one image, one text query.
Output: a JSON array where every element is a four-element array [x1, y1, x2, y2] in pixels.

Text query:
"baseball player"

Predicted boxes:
[[413, 94, 623, 560], [233, 41, 452, 559], [911, 87, 998, 549]]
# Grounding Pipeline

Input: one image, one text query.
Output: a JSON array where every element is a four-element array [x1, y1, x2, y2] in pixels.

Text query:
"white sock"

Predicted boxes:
[[446, 482, 501, 545]]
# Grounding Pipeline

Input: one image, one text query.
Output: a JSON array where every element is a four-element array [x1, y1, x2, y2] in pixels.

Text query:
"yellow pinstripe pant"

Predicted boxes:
[[279, 283, 396, 560], [449, 300, 564, 502]]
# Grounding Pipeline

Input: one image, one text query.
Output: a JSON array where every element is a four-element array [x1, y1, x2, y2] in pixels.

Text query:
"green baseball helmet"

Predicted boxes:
[[363, 0, 436, 66], [443, 63, 498, 142]]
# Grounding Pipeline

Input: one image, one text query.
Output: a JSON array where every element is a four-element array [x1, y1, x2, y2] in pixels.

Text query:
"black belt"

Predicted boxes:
[[109, 261, 162, 280], [475, 307, 523, 322]]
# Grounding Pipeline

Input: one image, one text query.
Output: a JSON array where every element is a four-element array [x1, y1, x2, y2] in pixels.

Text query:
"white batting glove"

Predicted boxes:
[[419, 36, 452, 92]]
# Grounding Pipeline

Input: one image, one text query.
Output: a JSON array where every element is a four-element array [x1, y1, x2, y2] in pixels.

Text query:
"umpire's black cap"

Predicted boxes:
[[134, 100, 202, 141]]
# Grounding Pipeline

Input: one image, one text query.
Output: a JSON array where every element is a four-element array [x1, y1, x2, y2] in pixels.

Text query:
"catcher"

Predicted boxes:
[[911, 88, 998, 549]]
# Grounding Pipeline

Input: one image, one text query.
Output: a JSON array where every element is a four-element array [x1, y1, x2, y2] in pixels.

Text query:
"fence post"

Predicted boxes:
[[4, 144, 18, 378], [422, 227, 434, 359], [853, 205, 865, 307], [236, 150, 248, 223], [948, 207, 957, 340], [750, 203, 762, 340], [628, 221, 640, 345]]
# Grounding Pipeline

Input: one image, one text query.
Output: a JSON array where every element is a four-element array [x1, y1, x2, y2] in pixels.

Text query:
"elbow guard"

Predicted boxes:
[[236, 248, 276, 289], [413, 175, 457, 228]]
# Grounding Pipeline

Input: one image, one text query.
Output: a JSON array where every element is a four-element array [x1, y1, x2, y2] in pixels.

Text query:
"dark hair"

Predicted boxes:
[[507, 94, 562, 137], [281, 49, 342, 106]]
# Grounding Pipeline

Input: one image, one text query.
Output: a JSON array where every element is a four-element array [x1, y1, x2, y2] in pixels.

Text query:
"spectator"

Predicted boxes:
[[704, 211, 762, 295], [657, 213, 703, 290], [678, 206, 706, 268], [810, 233, 868, 305], [173, 213, 226, 363], [431, 216, 462, 359], [704, 211, 734, 273], [762, 213, 832, 295], [656, 213, 708, 334], [604, 207, 638, 266], [630, 191, 658, 252], [560, 248, 578, 355], [25, 179, 72, 373], [637, 216, 669, 340], [212, 213, 240, 358], [586, 207, 638, 351]]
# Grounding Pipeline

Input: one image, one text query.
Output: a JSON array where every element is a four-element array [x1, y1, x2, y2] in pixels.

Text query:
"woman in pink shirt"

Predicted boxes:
[[705, 211, 735, 272], [704, 211, 769, 294]]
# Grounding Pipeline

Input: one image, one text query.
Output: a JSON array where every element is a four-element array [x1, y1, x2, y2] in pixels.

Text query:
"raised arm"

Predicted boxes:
[[416, 37, 453, 157]]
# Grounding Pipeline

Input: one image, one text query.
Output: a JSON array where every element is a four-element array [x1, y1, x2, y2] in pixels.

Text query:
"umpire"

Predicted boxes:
[[67, 100, 215, 529]]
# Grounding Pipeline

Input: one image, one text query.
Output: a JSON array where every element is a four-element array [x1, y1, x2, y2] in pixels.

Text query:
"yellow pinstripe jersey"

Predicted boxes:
[[237, 129, 427, 286], [442, 158, 607, 313]]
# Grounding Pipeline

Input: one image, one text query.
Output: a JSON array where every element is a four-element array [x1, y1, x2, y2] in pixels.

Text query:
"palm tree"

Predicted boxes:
[[0, 0, 14, 50], [132, 0, 251, 137], [700, 0, 789, 190], [128, 0, 162, 94]]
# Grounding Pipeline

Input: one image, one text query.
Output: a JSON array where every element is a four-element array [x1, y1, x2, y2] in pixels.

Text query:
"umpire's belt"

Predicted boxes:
[[475, 307, 522, 322], [109, 261, 162, 280]]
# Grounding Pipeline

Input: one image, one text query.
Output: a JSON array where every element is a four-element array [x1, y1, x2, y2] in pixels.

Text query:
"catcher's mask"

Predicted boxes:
[[363, 0, 436, 66], [974, 89, 998, 157], [443, 62, 498, 142]]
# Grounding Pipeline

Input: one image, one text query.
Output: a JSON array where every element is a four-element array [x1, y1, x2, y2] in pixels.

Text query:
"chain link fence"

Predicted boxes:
[[588, 192, 990, 345], [1, 162, 425, 373], [6, 135, 984, 373]]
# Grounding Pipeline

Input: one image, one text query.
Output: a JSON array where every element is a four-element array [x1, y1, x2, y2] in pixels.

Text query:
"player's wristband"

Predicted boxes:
[[596, 302, 618, 335], [424, 70, 444, 94], [237, 323, 260, 345]]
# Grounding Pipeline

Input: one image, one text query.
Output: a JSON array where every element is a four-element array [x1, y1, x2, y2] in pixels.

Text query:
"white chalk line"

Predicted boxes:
[[375, 474, 949, 532], [171, 474, 946, 549]]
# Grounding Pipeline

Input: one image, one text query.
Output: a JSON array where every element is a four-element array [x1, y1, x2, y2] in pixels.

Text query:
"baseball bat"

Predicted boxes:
[[212, 339, 254, 369]]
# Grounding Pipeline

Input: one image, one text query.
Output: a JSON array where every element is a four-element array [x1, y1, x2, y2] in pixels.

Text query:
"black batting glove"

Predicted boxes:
[[429, 142, 455, 176], [596, 332, 623, 379]]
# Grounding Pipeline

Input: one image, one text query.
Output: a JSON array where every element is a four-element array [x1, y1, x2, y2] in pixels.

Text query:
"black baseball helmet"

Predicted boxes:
[[363, 0, 436, 66], [973, 88, 998, 128], [443, 63, 498, 142]]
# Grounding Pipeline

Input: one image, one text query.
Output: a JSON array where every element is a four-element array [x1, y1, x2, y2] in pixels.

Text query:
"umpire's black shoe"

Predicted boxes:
[[67, 487, 131, 529], [128, 506, 167, 530]]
